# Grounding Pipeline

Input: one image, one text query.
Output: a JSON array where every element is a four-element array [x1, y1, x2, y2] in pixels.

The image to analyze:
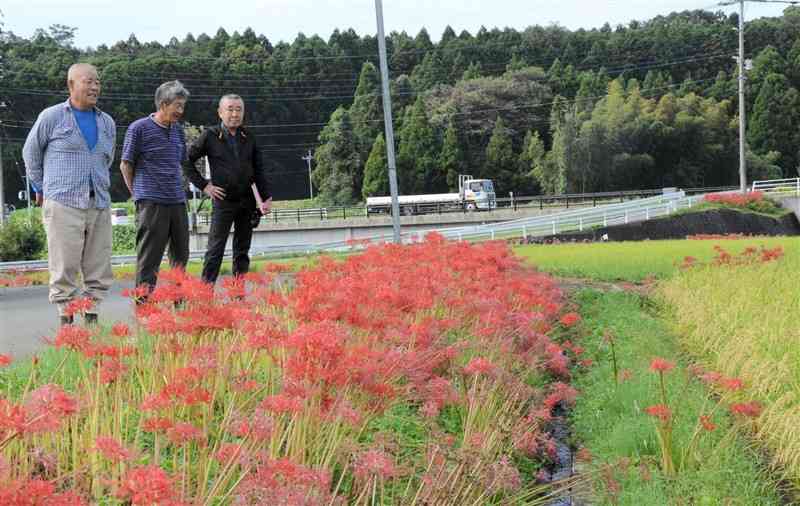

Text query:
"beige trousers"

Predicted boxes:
[[42, 199, 113, 315]]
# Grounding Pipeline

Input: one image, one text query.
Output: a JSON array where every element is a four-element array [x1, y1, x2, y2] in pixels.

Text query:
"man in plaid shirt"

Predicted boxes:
[[23, 63, 117, 326]]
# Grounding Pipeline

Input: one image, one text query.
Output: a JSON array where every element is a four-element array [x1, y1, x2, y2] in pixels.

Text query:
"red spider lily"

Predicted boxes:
[[215, 443, 246, 465], [699, 415, 717, 432], [649, 358, 675, 373], [353, 449, 399, 481], [0, 398, 28, 440], [235, 457, 334, 504], [730, 401, 762, 419], [761, 246, 784, 263], [414, 377, 459, 419], [0, 479, 88, 505], [166, 422, 204, 446], [544, 382, 579, 410], [121, 284, 150, 301], [63, 297, 95, 317], [180, 387, 212, 406], [260, 394, 304, 415], [111, 323, 130, 338], [140, 392, 172, 412], [221, 275, 247, 300], [0, 354, 11, 367], [228, 411, 275, 441], [24, 384, 79, 434], [142, 417, 174, 434], [559, 312, 581, 327], [645, 404, 672, 424], [95, 436, 135, 463], [704, 191, 764, 206], [231, 373, 260, 393], [719, 377, 744, 392], [463, 357, 497, 377], [116, 465, 177, 505], [322, 398, 363, 427], [99, 358, 128, 384], [680, 256, 698, 269], [52, 325, 92, 353], [144, 310, 180, 336], [699, 371, 722, 384]]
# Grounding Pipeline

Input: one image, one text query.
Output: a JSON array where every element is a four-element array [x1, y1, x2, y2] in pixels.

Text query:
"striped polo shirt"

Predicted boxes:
[[121, 115, 187, 204]]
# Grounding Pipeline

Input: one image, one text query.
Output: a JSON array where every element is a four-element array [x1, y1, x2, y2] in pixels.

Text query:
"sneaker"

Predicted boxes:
[[85, 312, 98, 325], [59, 315, 74, 326]]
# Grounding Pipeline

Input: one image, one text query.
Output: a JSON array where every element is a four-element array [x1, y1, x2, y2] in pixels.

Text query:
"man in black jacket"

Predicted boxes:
[[183, 94, 271, 284]]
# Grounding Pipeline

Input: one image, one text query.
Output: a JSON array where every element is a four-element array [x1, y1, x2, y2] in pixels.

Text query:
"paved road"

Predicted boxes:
[[0, 282, 135, 359]]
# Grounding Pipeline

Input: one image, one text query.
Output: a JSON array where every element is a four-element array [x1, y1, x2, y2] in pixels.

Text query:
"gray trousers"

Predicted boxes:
[[42, 198, 113, 315], [135, 201, 189, 291]]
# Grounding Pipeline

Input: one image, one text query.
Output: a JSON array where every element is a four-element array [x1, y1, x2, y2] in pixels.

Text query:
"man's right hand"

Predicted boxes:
[[203, 184, 226, 201]]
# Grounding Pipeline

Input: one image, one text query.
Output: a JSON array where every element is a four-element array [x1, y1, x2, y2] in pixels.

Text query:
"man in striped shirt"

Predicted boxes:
[[23, 63, 116, 326], [120, 81, 191, 296]]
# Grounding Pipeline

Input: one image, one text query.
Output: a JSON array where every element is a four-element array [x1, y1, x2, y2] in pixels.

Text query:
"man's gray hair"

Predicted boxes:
[[219, 94, 244, 107], [155, 80, 190, 110]]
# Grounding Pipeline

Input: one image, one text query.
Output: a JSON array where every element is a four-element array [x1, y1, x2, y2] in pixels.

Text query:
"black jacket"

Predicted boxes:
[[183, 125, 271, 204]]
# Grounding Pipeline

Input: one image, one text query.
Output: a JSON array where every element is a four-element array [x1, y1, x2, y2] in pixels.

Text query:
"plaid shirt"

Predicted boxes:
[[23, 100, 116, 209]]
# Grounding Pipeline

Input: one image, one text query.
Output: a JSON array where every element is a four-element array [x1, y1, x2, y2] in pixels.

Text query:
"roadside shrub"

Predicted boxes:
[[112, 224, 136, 254], [0, 218, 46, 261]]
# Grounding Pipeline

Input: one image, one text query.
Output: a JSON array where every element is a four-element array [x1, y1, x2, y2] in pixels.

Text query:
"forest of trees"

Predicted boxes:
[[1, 7, 799, 206]]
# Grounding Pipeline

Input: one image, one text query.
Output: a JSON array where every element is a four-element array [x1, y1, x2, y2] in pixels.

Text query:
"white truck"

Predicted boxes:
[[366, 175, 497, 215]]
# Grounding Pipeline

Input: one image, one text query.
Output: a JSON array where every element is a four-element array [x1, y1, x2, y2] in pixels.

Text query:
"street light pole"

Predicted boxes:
[[374, 0, 402, 243], [302, 149, 314, 200]]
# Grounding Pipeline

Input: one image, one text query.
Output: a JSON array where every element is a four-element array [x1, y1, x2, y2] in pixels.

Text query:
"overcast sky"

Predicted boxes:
[[1, 0, 790, 49]]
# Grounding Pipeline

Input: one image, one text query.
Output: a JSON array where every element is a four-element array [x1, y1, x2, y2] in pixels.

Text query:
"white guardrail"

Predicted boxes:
[[0, 191, 705, 272], [752, 178, 800, 196]]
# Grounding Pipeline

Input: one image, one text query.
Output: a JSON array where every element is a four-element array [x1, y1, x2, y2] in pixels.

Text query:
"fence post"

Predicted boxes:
[[624, 211, 629, 224], [522, 225, 527, 240], [552, 219, 556, 235], [491, 230, 495, 240], [603, 213, 607, 227], [274, 209, 278, 224], [579, 217, 583, 231], [645, 208, 650, 220], [540, 198, 543, 210], [343, 206, 347, 220]]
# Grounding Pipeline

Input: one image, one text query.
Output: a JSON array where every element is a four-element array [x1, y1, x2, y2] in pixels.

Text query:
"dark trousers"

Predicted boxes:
[[135, 201, 190, 291], [202, 200, 255, 284]]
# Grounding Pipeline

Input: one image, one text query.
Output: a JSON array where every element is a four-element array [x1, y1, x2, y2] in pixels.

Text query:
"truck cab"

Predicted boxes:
[[459, 175, 497, 211]]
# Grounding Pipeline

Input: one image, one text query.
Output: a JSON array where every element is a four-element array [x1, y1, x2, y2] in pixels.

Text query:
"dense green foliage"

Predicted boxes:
[[0, 214, 46, 261], [1, 8, 799, 206]]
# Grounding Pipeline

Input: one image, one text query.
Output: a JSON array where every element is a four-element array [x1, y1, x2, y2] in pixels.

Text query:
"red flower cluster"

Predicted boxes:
[[649, 357, 676, 373], [645, 404, 672, 423], [704, 191, 764, 206]]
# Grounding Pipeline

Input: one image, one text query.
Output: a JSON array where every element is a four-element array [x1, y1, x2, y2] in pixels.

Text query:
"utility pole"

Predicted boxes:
[[0, 120, 5, 227], [302, 149, 314, 200], [719, 0, 799, 192], [374, 0, 402, 243], [737, 0, 747, 193]]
